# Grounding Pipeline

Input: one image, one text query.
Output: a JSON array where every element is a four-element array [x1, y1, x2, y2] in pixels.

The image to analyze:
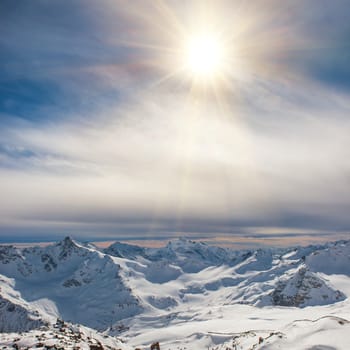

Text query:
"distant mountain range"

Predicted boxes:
[[0, 237, 349, 349]]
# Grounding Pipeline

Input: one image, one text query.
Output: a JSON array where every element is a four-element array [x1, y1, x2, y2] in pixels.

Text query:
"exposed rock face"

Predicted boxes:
[[105, 241, 146, 259], [57, 236, 81, 260], [41, 253, 57, 272], [62, 278, 82, 287], [0, 237, 349, 335], [0, 294, 47, 333], [0, 246, 22, 264], [271, 267, 345, 307], [150, 341, 160, 350], [0, 237, 143, 330], [0, 319, 130, 350]]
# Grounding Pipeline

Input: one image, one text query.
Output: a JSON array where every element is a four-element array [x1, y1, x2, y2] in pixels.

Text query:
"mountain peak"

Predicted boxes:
[[166, 237, 196, 248], [56, 236, 79, 260], [105, 241, 145, 259], [60, 236, 76, 247]]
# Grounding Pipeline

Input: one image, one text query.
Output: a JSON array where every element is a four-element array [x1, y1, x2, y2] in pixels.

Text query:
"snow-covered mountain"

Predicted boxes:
[[0, 275, 47, 333], [0, 237, 349, 349], [0, 237, 142, 330], [105, 238, 347, 308]]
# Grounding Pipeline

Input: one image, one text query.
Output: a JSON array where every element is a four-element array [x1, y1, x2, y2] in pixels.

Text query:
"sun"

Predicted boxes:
[[183, 33, 226, 80]]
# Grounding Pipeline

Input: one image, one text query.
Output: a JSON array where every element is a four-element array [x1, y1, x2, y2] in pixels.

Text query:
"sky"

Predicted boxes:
[[0, 0, 350, 245]]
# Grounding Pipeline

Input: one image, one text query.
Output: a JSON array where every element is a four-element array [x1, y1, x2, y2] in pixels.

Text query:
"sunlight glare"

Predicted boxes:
[[184, 33, 226, 79]]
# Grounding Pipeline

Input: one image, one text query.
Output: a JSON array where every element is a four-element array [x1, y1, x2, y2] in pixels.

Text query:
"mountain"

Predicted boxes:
[[269, 265, 345, 307], [0, 237, 349, 349], [306, 240, 350, 276], [105, 241, 146, 260], [0, 237, 142, 330], [0, 275, 47, 333]]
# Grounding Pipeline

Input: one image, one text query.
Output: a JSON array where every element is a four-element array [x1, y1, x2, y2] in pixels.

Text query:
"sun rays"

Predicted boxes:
[[182, 32, 227, 80]]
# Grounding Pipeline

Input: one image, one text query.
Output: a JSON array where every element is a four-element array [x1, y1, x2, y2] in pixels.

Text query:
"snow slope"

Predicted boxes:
[[0, 237, 142, 330], [0, 237, 349, 349], [0, 318, 131, 350], [0, 275, 48, 333]]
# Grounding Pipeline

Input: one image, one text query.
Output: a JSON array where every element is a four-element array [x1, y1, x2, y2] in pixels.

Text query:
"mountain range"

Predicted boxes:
[[0, 237, 349, 349]]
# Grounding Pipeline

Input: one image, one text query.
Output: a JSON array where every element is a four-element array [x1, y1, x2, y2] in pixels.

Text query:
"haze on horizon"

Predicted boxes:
[[0, 0, 350, 245]]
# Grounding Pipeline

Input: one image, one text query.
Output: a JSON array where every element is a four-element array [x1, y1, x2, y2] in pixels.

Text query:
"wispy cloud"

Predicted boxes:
[[1, 82, 350, 237], [0, 0, 350, 241]]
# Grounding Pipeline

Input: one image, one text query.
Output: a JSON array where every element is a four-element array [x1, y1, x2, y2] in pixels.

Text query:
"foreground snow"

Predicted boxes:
[[0, 319, 129, 350], [122, 302, 350, 350], [0, 237, 349, 349]]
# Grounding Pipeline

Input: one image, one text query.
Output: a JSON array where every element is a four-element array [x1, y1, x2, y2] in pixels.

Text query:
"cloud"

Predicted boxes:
[[1, 0, 349, 121], [0, 1, 350, 240], [261, 0, 350, 90], [1, 80, 350, 238]]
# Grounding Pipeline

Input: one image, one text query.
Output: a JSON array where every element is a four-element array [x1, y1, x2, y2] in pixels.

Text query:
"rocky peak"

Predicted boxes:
[[105, 241, 145, 259], [56, 236, 79, 260], [60, 236, 76, 247], [270, 266, 345, 307]]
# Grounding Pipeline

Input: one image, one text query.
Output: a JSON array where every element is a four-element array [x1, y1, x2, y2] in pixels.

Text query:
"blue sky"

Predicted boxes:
[[1, 0, 350, 244]]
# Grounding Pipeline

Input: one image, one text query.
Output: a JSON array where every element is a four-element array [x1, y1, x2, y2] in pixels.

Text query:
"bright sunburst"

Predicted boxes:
[[184, 33, 226, 80], [122, 2, 249, 91]]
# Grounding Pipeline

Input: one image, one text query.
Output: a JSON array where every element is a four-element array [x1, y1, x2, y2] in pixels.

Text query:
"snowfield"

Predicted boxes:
[[0, 237, 349, 349]]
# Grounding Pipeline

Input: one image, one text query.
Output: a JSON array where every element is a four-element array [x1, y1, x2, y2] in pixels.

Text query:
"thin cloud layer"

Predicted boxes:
[[0, 1, 350, 241]]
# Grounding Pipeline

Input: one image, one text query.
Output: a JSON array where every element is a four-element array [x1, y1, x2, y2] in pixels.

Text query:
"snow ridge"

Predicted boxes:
[[0, 237, 349, 349]]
